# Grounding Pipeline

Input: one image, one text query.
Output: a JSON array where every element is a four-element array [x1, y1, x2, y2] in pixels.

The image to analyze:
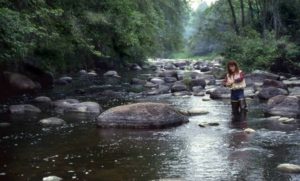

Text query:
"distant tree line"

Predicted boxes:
[[189, 0, 300, 74]]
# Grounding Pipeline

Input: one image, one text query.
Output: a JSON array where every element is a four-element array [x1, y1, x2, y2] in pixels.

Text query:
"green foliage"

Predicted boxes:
[[187, 0, 300, 73], [0, 0, 188, 72]]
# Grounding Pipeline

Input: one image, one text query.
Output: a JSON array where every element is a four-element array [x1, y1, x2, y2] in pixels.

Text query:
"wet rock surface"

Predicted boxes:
[[97, 102, 189, 128]]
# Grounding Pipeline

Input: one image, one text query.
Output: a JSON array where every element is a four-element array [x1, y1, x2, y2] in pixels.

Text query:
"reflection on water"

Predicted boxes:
[[0, 72, 300, 180]]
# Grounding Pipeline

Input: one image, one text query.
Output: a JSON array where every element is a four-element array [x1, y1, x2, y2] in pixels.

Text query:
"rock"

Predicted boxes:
[[209, 87, 231, 99], [43, 176, 63, 181], [174, 61, 188, 69], [79, 70, 87, 75], [171, 81, 188, 92], [208, 122, 219, 126], [87, 70, 97, 76], [202, 98, 211, 101], [164, 62, 176, 70], [283, 79, 300, 87], [130, 63, 142, 71], [281, 118, 295, 124], [9, 104, 41, 114], [245, 70, 280, 86], [158, 70, 177, 78], [192, 86, 204, 93], [103, 70, 120, 78], [164, 77, 177, 83], [40, 117, 66, 126], [33, 96, 52, 103], [144, 81, 158, 88], [187, 108, 209, 116], [289, 87, 300, 97], [258, 87, 288, 100], [131, 78, 146, 85], [267, 95, 300, 118], [53, 99, 102, 114], [150, 78, 165, 85], [0, 122, 10, 127], [277, 163, 300, 173], [262, 79, 287, 90], [3, 72, 38, 93], [172, 91, 192, 96], [55, 76, 72, 85], [190, 78, 206, 89], [21, 62, 54, 88], [244, 128, 256, 134], [200, 66, 211, 72], [97, 102, 189, 128], [198, 123, 206, 128], [146, 85, 170, 95]]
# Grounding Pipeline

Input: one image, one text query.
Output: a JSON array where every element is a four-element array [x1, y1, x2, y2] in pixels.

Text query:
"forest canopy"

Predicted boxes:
[[0, 0, 188, 72]]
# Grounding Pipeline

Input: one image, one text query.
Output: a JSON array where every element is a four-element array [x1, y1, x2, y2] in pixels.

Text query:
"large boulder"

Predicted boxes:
[[266, 95, 300, 118], [3, 72, 38, 93], [21, 62, 54, 88], [9, 104, 41, 114], [262, 79, 287, 90], [258, 87, 288, 100], [209, 87, 231, 99], [245, 70, 280, 86], [97, 102, 189, 128]]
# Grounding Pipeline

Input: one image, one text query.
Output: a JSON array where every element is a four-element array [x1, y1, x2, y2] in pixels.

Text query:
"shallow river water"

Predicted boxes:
[[0, 71, 300, 181]]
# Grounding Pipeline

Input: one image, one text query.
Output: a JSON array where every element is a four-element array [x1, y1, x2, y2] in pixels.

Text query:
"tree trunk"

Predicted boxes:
[[240, 0, 245, 27], [227, 0, 239, 35], [247, 0, 254, 23]]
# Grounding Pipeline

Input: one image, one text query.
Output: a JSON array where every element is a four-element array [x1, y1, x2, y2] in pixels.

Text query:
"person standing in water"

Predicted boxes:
[[224, 61, 247, 116]]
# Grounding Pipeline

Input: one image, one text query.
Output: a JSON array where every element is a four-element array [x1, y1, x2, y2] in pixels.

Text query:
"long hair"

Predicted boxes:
[[227, 61, 240, 75]]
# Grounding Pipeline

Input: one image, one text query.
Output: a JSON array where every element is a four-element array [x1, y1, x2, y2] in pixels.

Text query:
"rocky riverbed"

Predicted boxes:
[[0, 58, 300, 180]]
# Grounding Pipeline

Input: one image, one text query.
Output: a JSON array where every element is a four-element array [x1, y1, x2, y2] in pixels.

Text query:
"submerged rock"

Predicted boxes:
[[97, 102, 189, 128], [40, 117, 66, 126], [277, 163, 300, 173], [9, 104, 41, 114]]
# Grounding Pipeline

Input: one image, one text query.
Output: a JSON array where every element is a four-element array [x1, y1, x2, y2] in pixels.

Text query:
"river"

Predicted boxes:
[[0, 68, 299, 181]]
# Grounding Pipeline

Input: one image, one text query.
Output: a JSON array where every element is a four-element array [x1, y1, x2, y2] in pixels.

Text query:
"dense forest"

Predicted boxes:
[[187, 0, 300, 74], [0, 0, 188, 72]]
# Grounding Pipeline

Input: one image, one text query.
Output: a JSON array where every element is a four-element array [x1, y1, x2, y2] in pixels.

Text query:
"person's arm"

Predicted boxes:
[[234, 71, 245, 83]]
